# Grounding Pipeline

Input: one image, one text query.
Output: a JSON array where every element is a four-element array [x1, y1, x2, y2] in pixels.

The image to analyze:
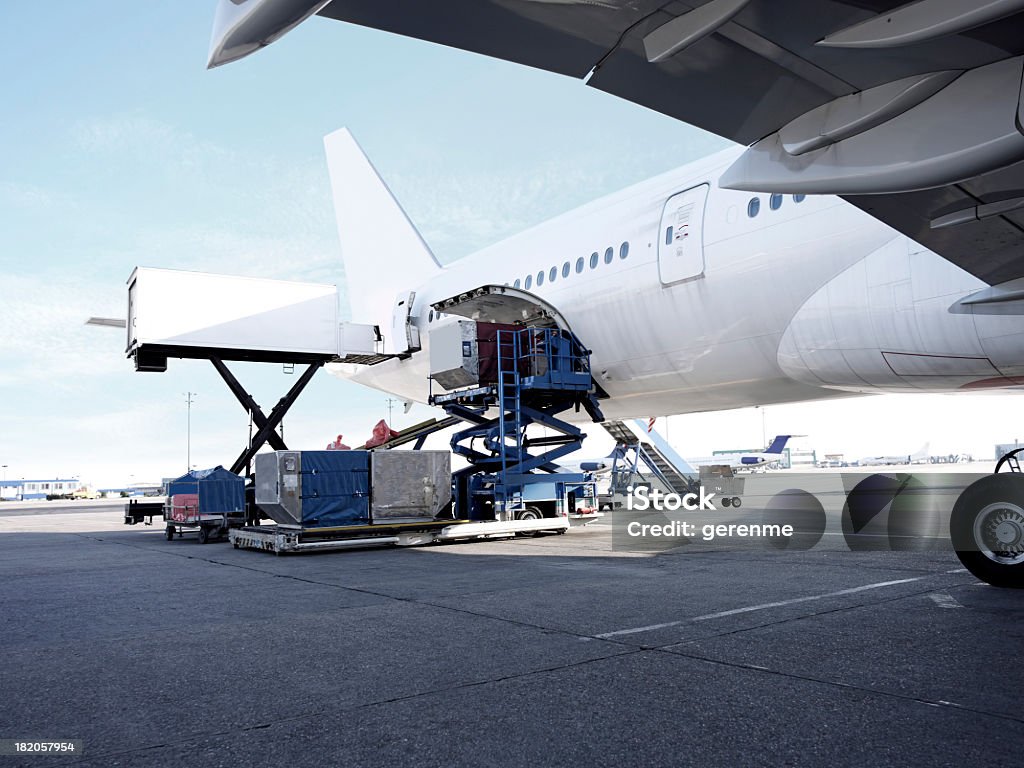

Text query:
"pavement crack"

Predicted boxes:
[[654, 584, 958, 644], [60, 651, 639, 765], [70, 532, 631, 649], [653, 645, 1024, 726]]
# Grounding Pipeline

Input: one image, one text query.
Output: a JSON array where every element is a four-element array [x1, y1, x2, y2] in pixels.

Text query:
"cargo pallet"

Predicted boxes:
[[227, 514, 604, 555]]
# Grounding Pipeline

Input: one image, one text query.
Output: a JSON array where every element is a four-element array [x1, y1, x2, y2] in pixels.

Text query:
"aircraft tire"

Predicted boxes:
[[951, 474, 1024, 588]]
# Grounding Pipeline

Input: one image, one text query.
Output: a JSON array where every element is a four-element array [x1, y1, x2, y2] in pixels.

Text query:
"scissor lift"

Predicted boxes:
[[430, 327, 605, 524]]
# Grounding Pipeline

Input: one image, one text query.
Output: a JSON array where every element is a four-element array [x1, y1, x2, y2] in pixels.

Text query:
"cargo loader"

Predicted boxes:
[[230, 313, 606, 554], [123, 273, 607, 554]]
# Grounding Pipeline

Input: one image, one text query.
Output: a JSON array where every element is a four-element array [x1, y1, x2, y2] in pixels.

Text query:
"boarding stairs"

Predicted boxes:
[[601, 420, 696, 496]]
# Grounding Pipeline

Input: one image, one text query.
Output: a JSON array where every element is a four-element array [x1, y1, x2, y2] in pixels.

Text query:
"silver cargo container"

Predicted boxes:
[[371, 451, 451, 520], [429, 320, 480, 390], [254, 451, 306, 527]]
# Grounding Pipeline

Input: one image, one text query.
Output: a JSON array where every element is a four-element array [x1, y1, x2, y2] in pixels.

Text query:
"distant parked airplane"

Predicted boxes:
[[685, 435, 795, 470], [858, 443, 931, 467]]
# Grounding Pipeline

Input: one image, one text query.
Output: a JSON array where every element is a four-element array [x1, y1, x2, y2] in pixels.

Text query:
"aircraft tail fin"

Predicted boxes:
[[764, 435, 793, 454], [324, 128, 442, 328], [912, 442, 931, 461]]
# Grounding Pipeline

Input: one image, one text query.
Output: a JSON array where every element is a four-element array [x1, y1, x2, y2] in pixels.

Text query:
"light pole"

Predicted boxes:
[[1, 465, 6, 482], [184, 392, 196, 472]]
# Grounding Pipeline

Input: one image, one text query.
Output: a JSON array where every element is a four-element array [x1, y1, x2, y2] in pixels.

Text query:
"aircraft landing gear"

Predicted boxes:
[[951, 473, 1024, 588]]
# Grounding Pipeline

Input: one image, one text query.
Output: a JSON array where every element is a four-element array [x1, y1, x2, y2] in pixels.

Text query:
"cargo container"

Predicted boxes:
[[163, 466, 246, 543], [230, 448, 598, 554]]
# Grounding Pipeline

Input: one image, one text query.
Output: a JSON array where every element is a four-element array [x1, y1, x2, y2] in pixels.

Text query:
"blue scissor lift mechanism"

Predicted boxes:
[[429, 327, 604, 522]]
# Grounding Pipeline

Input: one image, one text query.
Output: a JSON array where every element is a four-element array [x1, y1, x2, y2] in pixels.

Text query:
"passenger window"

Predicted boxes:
[[769, 193, 783, 211], [428, 310, 434, 322], [620, 242, 629, 260], [549, 266, 557, 283], [604, 247, 613, 264], [562, 261, 570, 278], [793, 194, 806, 203], [747, 197, 760, 217], [514, 278, 521, 288], [525, 275, 532, 290], [665, 226, 673, 245], [537, 270, 544, 286], [590, 252, 599, 269], [576, 256, 584, 273]]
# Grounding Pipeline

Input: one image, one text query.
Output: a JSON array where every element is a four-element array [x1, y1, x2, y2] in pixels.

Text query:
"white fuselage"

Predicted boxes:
[[686, 452, 785, 470], [336, 146, 1024, 418]]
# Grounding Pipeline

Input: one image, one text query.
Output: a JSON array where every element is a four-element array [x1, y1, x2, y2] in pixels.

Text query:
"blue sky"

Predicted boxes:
[[0, 3, 1012, 485]]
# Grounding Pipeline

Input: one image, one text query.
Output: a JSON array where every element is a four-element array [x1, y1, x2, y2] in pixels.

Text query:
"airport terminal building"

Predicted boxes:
[[0, 479, 81, 501]]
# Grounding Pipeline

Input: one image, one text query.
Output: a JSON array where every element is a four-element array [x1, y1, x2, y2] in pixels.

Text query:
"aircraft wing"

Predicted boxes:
[[211, 0, 1024, 285]]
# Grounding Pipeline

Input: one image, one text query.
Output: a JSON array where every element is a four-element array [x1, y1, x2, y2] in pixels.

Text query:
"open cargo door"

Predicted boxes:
[[430, 285, 573, 331]]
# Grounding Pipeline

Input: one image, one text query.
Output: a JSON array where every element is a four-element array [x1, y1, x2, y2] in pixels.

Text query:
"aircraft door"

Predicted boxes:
[[658, 184, 709, 285]]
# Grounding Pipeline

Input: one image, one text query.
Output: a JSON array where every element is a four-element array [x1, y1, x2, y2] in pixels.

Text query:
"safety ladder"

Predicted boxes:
[[496, 329, 525, 513]]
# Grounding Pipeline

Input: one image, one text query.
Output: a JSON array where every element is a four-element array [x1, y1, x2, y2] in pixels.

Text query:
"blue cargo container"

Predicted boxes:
[[294, 451, 370, 527], [165, 466, 244, 514]]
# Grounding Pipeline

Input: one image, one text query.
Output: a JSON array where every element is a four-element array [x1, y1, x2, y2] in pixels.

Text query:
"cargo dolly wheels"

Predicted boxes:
[[516, 506, 543, 521], [165, 525, 175, 541], [515, 506, 545, 537]]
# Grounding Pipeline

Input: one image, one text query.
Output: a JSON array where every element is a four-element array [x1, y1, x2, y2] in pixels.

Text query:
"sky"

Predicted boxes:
[[0, 3, 1016, 487]]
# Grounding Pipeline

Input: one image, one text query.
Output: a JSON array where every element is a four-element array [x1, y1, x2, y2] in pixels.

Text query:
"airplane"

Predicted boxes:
[[858, 442, 931, 467], [687, 435, 795, 470], [324, 128, 1024, 422], [187, 2, 1024, 587]]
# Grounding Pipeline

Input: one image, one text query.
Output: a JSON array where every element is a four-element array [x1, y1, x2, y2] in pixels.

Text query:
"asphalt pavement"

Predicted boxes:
[[1, 501, 1022, 767]]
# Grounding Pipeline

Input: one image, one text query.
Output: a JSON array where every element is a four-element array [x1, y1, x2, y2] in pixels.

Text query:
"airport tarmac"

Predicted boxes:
[[1, 492, 1022, 767]]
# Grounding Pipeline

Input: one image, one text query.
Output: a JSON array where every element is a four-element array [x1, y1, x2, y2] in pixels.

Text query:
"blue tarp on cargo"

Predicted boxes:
[[166, 466, 244, 514], [298, 451, 370, 527]]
